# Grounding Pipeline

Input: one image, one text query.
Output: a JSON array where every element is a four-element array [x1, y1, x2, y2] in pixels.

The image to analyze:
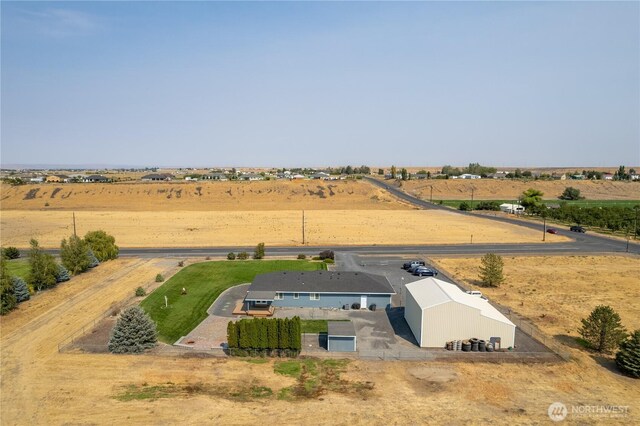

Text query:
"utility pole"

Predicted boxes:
[[73, 212, 77, 237], [542, 215, 546, 241], [430, 185, 433, 203], [302, 210, 305, 245]]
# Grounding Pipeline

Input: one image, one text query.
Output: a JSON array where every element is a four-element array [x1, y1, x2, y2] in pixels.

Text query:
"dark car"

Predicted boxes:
[[413, 267, 438, 277], [403, 260, 425, 270], [570, 226, 586, 233], [546, 228, 558, 234]]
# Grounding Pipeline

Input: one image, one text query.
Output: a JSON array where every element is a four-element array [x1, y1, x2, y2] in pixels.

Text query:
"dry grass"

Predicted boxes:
[[0, 209, 568, 248], [0, 180, 408, 211], [396, 179, 640, 200], [430, 255, 640, 338], [1, 256, 638, 424]]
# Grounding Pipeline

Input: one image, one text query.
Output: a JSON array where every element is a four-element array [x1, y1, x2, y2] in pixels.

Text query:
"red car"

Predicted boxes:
[[546, 228, 558, 234]]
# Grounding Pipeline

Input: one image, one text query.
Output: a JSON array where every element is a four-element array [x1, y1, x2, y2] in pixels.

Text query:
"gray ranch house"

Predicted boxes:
[[241, 271, 395, 314]]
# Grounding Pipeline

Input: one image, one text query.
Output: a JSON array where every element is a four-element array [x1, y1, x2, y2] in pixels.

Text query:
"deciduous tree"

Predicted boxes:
[[84, 230, 119, 261], [29, 239, 58, 290], [60, 235, 91, 275]]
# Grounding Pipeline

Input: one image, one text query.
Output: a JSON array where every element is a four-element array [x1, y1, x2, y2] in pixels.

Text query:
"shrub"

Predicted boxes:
[[29, 239, 59, 291], [108, 306, 158, 354], [55, 264, 71, 283], [87, 249, 100, 268], [297, 254, 306, 260], [616, 330, 640, 378], [155, 274, 164, 283], [478, 253, 505, 287], [178, 260, 184, 267], [84, 230, 119, 261], [227, 252, 236, 260], [237, 252, 249, 260], [60, 235, 91, 275], [12, 277, 30, 303], [323, 259, 334, 264], [318, 250, 334, 260], [579, 305, 627, 353], [2, 247, 20, 260], [253, 242, 265, 260], [312, 256, 321, 261], [135, 286, 146, 297], [474, 201, 501, 211], [458, 202, 471, 211]]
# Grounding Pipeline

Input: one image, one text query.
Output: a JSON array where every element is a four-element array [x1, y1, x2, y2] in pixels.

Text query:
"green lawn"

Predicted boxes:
[[140, 260, 326, 343], [5, 259, 30, 280], [300, 319, 350, 333], [437, 199, 640, 209]]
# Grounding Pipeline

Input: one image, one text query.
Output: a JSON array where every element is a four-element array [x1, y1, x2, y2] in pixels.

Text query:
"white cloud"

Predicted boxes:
[[17, 7, 102, 37]]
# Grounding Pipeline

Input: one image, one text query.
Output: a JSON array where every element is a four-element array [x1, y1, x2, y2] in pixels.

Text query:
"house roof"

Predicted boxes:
[[86, 175, 108, 180], [405, 278, 514, 326], [328, 321, 356, 337], [246, 271, 395, 297], [141, 173, 171, 179]]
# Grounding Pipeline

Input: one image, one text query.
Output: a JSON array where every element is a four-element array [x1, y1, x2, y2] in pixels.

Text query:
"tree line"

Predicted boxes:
[[0, 230, 119, 315], [227, 317, 302, 357]]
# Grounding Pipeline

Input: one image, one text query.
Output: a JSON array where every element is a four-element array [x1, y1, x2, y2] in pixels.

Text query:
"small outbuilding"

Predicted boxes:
[[327, 321, 357, 352], [404, 278, 515, 348]]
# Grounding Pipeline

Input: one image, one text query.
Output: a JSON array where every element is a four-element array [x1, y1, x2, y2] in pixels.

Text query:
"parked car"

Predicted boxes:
[[413, 267, 438, 277], [408, 264, 428, 273], [546, 228, 558, 234], [402, 260, 425, 270], [570, 225, 586, 233]]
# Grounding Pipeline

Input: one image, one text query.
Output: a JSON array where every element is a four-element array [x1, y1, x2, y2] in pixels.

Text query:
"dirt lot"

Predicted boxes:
[[0, 209, 568, 248], [395, 179, 640, 200], [1, 256, 637, 424]]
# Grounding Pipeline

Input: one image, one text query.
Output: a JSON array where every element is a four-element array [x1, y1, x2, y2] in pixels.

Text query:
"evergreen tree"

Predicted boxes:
[[227, 321, 238, 349], [290, 316, 302, 351], [28, 239, 58, 291], [390, 165, 397, 179], [238, 320, 250, 349], [0, 258, 17, 315], [108, 306, 158, 354], [2, 247, 20, 260], [12, 276, 30, 303], [278, 318, 289, 349], [257, 318, 268, 349], [615, 330, 640, 378], [478, 253, 505, 287], [87, 249, 100, 268], [60, 235, 91, 275], [84, 230, 119, 261], [579, 305, 627, 353], [246, 320, 258, 349], [267, 318, 279, 349], [55, 264, 71, 283]]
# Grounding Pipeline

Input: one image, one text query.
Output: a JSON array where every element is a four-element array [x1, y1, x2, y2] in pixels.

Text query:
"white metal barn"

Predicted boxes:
[[404, 278, 516, 348]]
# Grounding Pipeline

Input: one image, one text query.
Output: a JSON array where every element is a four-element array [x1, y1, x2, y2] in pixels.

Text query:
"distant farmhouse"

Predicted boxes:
[[239, 173, 264, 181], [238, 271, 395, 316], [141, 173, 173, 181], [201, 173, 228, 181], [453, 174, 481, 180], [500, 203, 525, 214], [46, 174, 70, 183], [83, 175, 110, 183]]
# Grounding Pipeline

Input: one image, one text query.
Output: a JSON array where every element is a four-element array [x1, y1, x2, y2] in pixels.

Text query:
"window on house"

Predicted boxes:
[[274, 293, 283, 300], [293, 293, 299, 299], [310, 293, 320, 300]]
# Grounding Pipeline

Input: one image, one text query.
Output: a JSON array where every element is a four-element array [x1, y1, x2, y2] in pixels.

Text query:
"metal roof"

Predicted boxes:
[[405, 278, 515, 326], [328, 321, 356, 337], [245, 290, 277, 301], [248, 271, 395, 295]]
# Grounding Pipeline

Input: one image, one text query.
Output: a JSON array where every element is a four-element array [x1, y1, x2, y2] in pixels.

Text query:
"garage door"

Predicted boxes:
[[328, 336, 356, 352]]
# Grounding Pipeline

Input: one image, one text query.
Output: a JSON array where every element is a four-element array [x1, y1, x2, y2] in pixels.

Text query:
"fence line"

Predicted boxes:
[[58, 307, 118, 352]]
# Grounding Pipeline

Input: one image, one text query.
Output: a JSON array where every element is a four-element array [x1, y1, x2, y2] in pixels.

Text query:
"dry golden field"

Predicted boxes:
[[430, 255, 640, 338], [395, 179, 640, 200], [1, 256, 637, 425], [0, 209, 567, 249]]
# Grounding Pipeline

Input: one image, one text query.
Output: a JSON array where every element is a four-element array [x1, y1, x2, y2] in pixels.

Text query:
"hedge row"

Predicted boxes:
[[227, 316, 301, 357]]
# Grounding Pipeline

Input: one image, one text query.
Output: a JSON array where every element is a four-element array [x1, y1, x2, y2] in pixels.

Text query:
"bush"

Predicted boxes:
[[312, 256, 321, 261], [237, 252, 249, 260], [55, 264, 71, 283], [87, 249, 100, 268], [559, 186, 584, 201], [253, 242, 265, 260], [227, 252, 236, 260], [297, 254, 306, 260], [323, 259, 334, 264], [579, 305, 627, 353], [2, 247, 20, 260], [318, 250, 334, 260], [478, 253, 505, 287], [616, 330, 640, 378], [474, 201, 501, 211], [108, 306, 158, 353], [135, 286, 146, 297], [155, 274, 164, 283], [60, 235, 91, 275], [29, 239, 59, 291], [178, 260, 184, 267], [84, 230, 119, 261], [12, 277, 30, 303], [458, 202, 471, 211]]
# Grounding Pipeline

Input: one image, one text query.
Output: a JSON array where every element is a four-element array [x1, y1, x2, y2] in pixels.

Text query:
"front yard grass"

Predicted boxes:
[[140, 260, 325, 343], [300, 319, 350, 333], [5, 259, 30, 280]]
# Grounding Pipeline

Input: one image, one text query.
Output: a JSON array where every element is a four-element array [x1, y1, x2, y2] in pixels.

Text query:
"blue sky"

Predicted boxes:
[[1, 1, 638, 168]]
